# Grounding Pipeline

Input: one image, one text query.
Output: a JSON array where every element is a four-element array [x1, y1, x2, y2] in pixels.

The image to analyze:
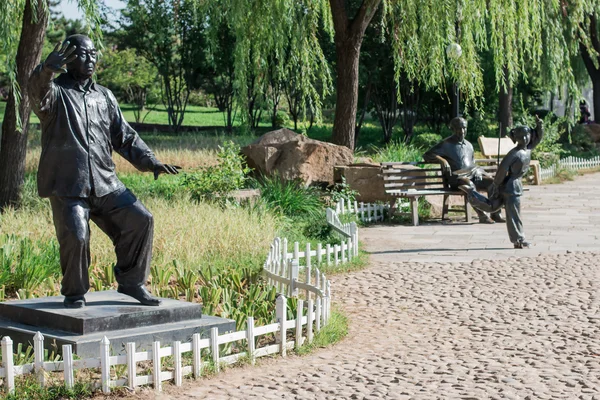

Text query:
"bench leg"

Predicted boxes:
[[442, 194, 450, 220], [464, 195, 473, 223], [410, 197, 419, 226]]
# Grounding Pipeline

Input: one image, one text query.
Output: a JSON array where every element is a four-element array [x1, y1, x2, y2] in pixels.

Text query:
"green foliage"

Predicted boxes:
[[0, 376, 92, 400], [122, 0, 205, 131], [0, 235, 61, 298], [252, 176, 323, 220], [97, 48, 159, 123], [295, 309, 348, 355], [371, 141, 423, 163], [197, 263, 277, 328], [119, 173, 183, 201], [181, 141, 251, 204], [563, 124, 600, 158], [412, 133, 443, 150], [329, 176, 358, 205]]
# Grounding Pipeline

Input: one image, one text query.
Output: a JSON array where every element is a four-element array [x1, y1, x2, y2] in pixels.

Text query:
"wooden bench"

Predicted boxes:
[[381, 162, 473, 226]]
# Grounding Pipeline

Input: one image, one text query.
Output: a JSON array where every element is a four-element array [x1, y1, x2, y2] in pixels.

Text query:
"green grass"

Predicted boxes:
[[295, 309, 349, 356]]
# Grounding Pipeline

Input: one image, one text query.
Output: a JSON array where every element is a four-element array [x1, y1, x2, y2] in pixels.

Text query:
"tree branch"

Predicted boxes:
[[590, 13, 600, 54], [350, 0, 382, 39], [329, 0, 349, 37]]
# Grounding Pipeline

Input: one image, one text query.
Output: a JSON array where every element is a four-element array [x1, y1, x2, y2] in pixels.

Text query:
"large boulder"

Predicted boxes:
[[241, 129, 354, 186]]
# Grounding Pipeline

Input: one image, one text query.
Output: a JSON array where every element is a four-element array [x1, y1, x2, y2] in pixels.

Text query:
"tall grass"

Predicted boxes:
[[371, 141, 423, 163]]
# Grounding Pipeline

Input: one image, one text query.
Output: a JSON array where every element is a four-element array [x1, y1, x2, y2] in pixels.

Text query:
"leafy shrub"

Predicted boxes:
[[524, 115, 566, 168], [371, 141, 423, 163], [273, 110, 290, 128], [252, 176, 323, 220], [0, 235, 61, 298], [329, 176, 358, 205], [412, 133, 443, 150], [562, 124, 600, 157], [180, 141, 251, 204]]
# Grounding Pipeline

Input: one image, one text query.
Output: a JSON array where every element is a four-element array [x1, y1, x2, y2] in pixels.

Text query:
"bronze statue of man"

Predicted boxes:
[[459, 117, 544, 248], [423, 117, 505, 224], [28, 35, 180, 308]]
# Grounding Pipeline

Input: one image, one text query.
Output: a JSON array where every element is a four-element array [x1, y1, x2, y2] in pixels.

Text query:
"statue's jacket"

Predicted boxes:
[[28, 64, 158, 198]]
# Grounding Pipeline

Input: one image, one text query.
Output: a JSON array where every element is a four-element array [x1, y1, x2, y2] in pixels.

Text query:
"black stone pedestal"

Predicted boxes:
[[0, 291, 235, 357]]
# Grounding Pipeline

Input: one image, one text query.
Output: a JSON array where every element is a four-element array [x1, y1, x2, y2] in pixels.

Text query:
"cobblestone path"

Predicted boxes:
[[125, 174, 600, 400]]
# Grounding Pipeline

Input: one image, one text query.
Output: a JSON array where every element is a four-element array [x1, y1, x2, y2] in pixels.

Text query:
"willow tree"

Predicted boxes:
[[208, 0, 574, 150], [0, 0, 100, 210], [201, 1, 332, 132], [570, 2, 600, 119]]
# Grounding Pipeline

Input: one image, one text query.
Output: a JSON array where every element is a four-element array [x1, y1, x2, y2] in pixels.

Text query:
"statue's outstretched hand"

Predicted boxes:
[[153, 163, 182, 180], [44, 41, 77, 74]]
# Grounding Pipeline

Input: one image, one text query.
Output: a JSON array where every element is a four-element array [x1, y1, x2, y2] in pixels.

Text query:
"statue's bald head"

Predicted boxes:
[[63, 34, 97, 80]]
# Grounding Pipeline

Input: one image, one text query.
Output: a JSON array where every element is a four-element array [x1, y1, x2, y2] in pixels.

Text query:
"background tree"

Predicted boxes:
[[0, 0, 100, 210], [121, 0, 205, 132], [97, 48, 158, 123]]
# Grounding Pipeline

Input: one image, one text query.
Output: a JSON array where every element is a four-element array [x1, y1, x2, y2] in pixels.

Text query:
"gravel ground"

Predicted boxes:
[[123, 251, 600, 400]]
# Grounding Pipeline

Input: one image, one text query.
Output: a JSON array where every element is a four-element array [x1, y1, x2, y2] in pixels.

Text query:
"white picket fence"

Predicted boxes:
[[540, 155, 600, 181], [334, 198, 387, 223], [0, 294, 322, 395]]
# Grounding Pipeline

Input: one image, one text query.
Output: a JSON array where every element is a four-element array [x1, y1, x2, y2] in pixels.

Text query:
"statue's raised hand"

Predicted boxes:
[[44, 41, 77, 74]]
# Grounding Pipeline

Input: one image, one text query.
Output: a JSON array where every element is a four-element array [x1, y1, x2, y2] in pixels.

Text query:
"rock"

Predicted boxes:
[[241, 128, 353, 186]]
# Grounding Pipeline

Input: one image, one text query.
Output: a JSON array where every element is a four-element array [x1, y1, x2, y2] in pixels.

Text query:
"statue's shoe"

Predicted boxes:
[[491, 213, 506, 223], [478, 215, 495, 224], [64, 295, 86, 309], [514, 241, 531, 249], [118, 285, 162, 306]]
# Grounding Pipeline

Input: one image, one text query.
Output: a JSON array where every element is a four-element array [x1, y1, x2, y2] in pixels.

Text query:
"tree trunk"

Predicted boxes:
[[579, 14, 600, 121], [329, 0, 382, 151], [498, 71, 513, 138], [0, 0, 49, 211], [332, 41, 361, 150], [592, 80, 600, 122]]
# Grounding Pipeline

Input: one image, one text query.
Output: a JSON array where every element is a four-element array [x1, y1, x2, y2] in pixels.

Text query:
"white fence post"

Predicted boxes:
[[276, 295, 287, 357], [293, 242, 299, 264], [307, 299, 314, 343], [326, 244, 331, 266], [34, 331, 45, 386], [2, 336, 14, 393], [101, 336, 111, 394], [63, 344, 74, 390], [127, 342, 136, 391], [295, 299, 304, 349], [282, 238, 288, 263], [211, 327, 220, 372], [306, 243, 311, 269], [351, 222, 359, 256], [290, 260, 299, 298], [347, 238, 353, 261], [341, 241, 346, 263], [315, 295, 322, 332], [334, 244, 339, 265], [317, 243, 322, 265], [305, 261, 312, 301], [152, 340, 161, 391], [247, 317, 256, 365], [192, 333, 201, 378], [174, 341, 182, 387]]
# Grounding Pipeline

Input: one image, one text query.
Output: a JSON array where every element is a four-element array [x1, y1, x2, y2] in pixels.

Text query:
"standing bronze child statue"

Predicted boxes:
[[459, 117, 544, 248], [29, 35, 181, 308], [423, 117, 505, 224]]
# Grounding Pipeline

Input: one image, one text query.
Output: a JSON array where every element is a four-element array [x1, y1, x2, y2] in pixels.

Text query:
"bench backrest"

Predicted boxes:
[[478, 136, 516, 158], [381, 162, 450, 192]]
